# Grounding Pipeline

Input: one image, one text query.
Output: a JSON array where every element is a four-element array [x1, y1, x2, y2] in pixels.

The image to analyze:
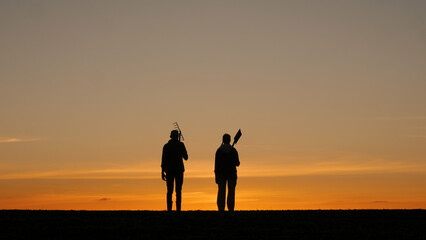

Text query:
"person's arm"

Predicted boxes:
[[181, 143, 188, 161], [215, 149, 219, 184], [234, 149, 240, 167], [161, 145, 167, 181]]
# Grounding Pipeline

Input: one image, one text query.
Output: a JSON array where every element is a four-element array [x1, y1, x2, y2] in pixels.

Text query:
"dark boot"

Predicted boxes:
[[176, 192, 182, 212], [167, 201, 173, 212], [176, 201, 181, 212]]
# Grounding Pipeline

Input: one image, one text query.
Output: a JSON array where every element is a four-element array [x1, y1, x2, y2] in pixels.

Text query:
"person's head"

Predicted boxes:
[[222, 134, 231, 145], [170, 130, 179, 140]]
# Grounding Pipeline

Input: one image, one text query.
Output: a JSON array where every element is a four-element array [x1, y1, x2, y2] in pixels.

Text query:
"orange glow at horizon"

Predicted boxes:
[[1, 169, 426, 210]]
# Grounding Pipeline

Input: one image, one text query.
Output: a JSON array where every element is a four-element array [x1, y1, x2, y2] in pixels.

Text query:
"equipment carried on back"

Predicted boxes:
[[232, 129, 242, 147], [173, 122, 184, 142]]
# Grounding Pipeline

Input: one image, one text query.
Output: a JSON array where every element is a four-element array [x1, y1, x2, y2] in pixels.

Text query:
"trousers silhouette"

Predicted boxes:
[[166, 172, 183, 211], [216, 176, 237, 212]]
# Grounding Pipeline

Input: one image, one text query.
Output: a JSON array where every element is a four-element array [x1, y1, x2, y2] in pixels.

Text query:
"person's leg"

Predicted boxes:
[[175, 172, 184, 212], [216, 176, 226, 212], [166, 173, 175, 212], [227, 177, 237, 212]]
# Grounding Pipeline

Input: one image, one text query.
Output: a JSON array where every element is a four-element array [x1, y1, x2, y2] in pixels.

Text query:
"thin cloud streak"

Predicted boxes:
[[378, 116, 426, 121], [0, 137, 43, 143], [407, 135, 426, 139], [1, 159, 426, 180], [0, 168, 159, 180], [239, 161, 426, 178]]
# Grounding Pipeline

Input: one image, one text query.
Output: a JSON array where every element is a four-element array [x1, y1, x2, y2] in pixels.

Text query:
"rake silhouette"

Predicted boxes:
[[173, 122, 184, 141]]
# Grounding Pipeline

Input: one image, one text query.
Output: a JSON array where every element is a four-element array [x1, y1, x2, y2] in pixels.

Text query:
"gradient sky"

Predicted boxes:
[[1, 0, 426, 210]]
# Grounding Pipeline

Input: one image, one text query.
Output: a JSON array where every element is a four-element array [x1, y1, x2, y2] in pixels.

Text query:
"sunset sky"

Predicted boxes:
[[1, 1, 426, 210]]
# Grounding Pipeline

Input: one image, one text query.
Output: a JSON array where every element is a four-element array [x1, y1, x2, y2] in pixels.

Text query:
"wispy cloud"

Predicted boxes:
[[0, 137, 43, 143], [372, 201, 389, 204], [2, 157, 425, 180], [238, 157, 426, 178], [378, 116, 426, 121], [407, 135, 426, 139], [0, 168, 159, 180]]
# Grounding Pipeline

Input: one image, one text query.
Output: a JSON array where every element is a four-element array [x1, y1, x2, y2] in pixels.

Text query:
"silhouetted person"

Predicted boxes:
[[162, 130, 188, 212], [215, 133, 240, 213]]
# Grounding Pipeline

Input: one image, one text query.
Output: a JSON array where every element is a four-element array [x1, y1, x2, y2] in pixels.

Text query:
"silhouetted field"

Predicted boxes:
[[0, 210, 424, 239]]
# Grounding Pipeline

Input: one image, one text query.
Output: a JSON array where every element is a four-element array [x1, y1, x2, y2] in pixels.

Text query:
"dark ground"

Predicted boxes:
[[0, 210, 424, 239]]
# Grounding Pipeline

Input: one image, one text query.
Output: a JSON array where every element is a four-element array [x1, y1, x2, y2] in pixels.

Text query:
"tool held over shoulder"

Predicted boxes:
[[173, 122, 184, 142], [232, 129, 242, 147]]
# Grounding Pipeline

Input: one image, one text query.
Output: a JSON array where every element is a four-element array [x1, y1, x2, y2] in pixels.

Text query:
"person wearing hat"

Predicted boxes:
[[215, 133, 240, 213], [161, 130, 188, 212]]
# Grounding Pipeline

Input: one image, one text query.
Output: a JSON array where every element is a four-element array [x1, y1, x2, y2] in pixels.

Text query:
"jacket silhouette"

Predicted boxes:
[[215, 134, 240, 212], [162, 130, 188, 212]]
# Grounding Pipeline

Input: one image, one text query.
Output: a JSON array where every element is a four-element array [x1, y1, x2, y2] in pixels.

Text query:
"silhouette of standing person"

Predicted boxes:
[[161, 130, 188, 212], [215, 133, 240, 213]]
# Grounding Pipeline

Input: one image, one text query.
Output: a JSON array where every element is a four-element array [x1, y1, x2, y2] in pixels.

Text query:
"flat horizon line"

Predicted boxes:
[[1, 209, 424, 211]]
